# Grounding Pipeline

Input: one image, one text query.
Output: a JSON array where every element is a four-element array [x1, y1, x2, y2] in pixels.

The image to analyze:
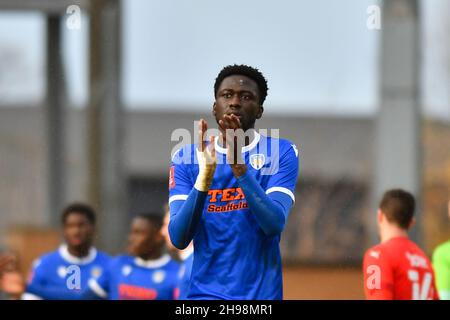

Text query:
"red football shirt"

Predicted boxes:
[[363, 236, 439, 300]]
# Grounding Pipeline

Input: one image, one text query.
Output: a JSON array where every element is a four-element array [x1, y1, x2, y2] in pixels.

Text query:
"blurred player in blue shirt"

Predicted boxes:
[[23, 203, 110, 300], [87, 213, 180, 300], [162, 205, 193, 299], [169, 65, 299, 299]]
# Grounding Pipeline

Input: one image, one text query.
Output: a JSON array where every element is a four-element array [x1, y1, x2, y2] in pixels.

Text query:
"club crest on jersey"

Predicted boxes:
[[91, 266, 103, 278], [250, 154, 265, 170], [152, 270, 165, 283]]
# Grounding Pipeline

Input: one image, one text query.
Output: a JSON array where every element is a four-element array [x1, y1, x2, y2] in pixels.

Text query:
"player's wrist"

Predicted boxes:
[[194, 172, 213, 192], [195, 145, 217, 192]]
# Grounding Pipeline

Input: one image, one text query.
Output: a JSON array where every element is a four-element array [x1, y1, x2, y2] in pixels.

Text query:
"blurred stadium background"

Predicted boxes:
[[0, 0, 449, 299]]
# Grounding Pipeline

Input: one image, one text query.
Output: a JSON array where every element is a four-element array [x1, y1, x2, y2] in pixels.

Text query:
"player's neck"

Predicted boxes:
[[218, 128, 255, 147], [380, 226, 409, 243], [67, 245, 91, 258], [138, 249, 163, 261]]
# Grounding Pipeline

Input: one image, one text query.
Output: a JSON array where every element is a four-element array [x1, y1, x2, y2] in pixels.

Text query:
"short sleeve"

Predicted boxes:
[[26, 258, 45, 287], [22, 258, 48, 300], [265, 142, 299, 203], [363, 248, 394, 300], [87, 261, 111, 299]]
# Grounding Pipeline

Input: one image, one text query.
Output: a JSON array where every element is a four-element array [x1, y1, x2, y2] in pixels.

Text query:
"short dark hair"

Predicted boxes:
[[135, 213, 163, 231], [379, 189, 416, 229], [61, 203, 96, 226], [214, 64, 268, 105]]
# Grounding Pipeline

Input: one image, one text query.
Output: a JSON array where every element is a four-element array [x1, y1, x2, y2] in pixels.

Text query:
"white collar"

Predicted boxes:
[[134, 254, 171, 269], [58, 244, 97, 265], [214, 131, 261, 154], [180, 246, 194, 261]]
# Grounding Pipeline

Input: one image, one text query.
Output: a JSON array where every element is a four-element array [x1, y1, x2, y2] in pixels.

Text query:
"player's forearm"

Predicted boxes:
[[236, 170, 291, 236], [169, 188, 208, 249]]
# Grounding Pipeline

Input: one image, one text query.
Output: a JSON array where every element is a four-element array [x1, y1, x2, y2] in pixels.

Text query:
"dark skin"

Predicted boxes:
[[198, 75, 264, 177], [63, 213, 95, 258], [127, 217, 164, 260]]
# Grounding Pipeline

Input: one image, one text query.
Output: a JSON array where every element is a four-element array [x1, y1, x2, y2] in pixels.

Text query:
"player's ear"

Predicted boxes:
[[377, 209, 383, 224], [256, 106, 264, 119], [212, 102, 217, 117]]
